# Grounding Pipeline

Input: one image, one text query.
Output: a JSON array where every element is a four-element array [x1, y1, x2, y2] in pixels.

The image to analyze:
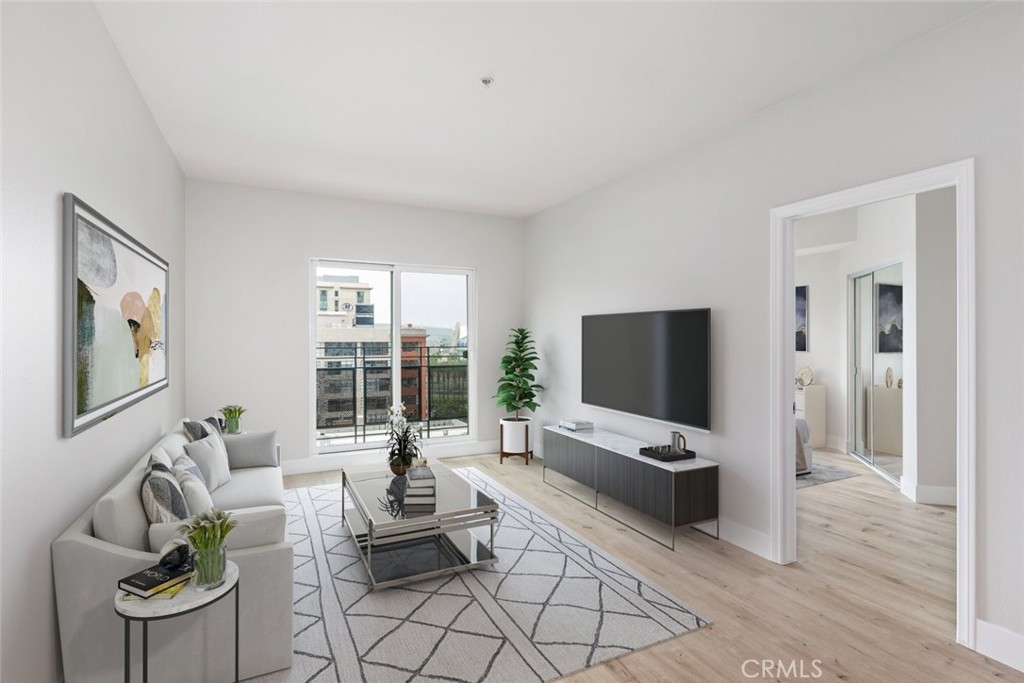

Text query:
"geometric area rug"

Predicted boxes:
[[247, 467, 710, 683]]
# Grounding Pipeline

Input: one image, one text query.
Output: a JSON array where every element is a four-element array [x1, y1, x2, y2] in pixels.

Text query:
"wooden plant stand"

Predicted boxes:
[[499, 422, 533, 465]]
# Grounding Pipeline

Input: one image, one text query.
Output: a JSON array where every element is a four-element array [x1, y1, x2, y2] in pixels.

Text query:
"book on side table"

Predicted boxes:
[[119, 562, 194, 598], [118, 580, 189, 602]]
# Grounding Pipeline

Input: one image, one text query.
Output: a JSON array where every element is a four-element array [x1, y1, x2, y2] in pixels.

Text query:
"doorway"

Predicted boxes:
[[768, 159, 977, 648]]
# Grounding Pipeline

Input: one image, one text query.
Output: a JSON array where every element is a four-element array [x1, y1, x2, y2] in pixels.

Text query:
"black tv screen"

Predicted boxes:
[[582, 308, 710, 430]]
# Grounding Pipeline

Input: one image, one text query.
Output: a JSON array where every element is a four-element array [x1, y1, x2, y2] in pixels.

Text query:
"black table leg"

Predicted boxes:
[[234, 582, 240, 683], [142, 620, 148, 683], [124, 619, 130, 683]]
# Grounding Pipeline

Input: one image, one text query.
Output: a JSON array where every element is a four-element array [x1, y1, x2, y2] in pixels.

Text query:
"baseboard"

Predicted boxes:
[[976, 619, 1024, 673], [915, 484, 957, 506], [281, 439, 500, 475], [432, 439, 499, 459], [826, 435, 846, 452], [717, 518, 773, 562]]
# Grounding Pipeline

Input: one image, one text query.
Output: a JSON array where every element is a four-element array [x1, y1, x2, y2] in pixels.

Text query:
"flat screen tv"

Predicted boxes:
[[582, 308, 710, 431]]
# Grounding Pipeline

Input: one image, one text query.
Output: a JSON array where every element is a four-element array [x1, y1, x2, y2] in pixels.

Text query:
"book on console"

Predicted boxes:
[[119, 562, 194, 598]]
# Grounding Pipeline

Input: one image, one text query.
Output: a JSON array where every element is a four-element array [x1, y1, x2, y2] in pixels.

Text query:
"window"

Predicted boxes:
[[312, 261, 473, 452]]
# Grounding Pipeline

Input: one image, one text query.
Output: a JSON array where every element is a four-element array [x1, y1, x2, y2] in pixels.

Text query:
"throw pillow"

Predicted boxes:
[[140, 459, 189, 524], [173, 456, 214, 515], [173, 453, 208, 487], [182, 417, 223, 443], [184, 434, 232, 492], [222, 430, 279, 469], [148, 447, 174, 472]]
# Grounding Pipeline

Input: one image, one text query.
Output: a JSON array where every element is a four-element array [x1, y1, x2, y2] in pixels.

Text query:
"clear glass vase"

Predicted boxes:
[[193, 545, 226, 590]]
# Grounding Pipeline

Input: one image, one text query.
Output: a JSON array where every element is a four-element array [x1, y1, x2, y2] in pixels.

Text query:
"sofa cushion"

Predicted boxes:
[[223, 431, 279, 469], [141, 460, 189, 524], [173, 456, 214, 515], [185, 434, 232, 492], [211, 467, 285, 510], [149, 505, 286, 551]]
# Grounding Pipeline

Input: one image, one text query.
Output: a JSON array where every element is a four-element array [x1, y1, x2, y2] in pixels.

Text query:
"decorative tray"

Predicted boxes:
[[639, 445, 696, 462]]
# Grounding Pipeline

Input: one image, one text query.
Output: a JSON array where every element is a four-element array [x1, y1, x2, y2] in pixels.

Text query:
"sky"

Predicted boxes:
[[319, 266, 467, 332]]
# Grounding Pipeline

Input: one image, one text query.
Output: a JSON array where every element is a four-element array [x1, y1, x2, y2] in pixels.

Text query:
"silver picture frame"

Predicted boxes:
[[63, 194, 169, 436]]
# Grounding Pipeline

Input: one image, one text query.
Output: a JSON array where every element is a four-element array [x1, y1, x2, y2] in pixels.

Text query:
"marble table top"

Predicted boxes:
[[543, 425, 718, 472], [114, 560, 238, 619]]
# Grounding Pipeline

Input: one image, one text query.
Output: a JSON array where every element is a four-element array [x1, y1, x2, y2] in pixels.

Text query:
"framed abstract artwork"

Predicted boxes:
[[876, 283, 903, 353], [63, 194, 169, 436], [795, 285, 809, 352]]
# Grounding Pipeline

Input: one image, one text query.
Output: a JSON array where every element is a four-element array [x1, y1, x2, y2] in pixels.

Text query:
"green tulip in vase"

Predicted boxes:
[[178, 508, 237, 590], [220, 405, 246, 435]]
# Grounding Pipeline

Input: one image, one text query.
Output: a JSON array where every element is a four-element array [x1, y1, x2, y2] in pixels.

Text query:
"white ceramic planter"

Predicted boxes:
[[500, 417, 533, 454]]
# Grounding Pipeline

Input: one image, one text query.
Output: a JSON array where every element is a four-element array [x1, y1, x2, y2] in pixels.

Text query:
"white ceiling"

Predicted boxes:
[[95, 2, 982, 218]]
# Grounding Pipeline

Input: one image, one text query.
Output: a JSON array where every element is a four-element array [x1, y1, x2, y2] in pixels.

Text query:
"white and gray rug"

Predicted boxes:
[[796, 463, 860, 488], [250, 467, 709, 683]]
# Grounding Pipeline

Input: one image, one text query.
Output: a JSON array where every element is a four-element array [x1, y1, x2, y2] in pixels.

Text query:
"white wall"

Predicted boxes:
[[1, 4, 186, 681], [915, 187, 957, 498], [523, 2, 1024, 649], [794, 207, 856, 254], [794, 249, 845, 448], [184, 180, 523, 468]]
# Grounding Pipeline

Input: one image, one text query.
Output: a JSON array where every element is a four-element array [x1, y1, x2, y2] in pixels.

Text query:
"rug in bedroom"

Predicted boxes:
[[247, 467, 710, 683], [797, 463, 860, 488]]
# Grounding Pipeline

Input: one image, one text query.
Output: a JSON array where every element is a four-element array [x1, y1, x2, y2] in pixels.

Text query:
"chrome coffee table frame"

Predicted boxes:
[[342, 467, 499, 590]]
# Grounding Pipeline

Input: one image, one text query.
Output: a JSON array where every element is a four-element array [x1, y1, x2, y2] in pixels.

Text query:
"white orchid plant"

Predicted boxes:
[[385, 404, 421, 468]]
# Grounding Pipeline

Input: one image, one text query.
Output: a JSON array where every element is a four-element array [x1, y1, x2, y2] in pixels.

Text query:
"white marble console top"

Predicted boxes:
[[543, 425, 718, 473]]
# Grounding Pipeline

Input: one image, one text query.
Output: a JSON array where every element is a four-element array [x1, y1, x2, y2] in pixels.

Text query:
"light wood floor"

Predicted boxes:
[[285, 451, 1022, 682]]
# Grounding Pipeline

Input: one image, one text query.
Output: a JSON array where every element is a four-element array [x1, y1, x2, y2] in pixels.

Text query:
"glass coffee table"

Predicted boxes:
[[342, 464, 499, 590]]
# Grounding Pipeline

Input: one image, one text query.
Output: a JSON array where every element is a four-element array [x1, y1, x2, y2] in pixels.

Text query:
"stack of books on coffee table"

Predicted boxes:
[[404, 466, 436, 516]]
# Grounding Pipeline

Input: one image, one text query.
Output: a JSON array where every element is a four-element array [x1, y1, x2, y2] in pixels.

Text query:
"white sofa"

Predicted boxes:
[[52, 421, 293, 683]]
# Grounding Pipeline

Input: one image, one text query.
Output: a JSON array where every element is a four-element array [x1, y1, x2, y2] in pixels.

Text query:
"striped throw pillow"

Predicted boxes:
[[141, 458, 189, 524]]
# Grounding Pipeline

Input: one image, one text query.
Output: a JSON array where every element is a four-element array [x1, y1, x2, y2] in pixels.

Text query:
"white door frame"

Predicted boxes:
[[768, 159, 976, 647]]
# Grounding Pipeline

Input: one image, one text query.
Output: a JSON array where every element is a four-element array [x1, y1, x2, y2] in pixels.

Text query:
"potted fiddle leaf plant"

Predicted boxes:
[[385, 404, 421, 475], [494, 328, 543, 458]]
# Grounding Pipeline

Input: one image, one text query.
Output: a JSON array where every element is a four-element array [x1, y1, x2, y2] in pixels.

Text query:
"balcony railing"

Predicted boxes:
[[315, 341, 469, 449]]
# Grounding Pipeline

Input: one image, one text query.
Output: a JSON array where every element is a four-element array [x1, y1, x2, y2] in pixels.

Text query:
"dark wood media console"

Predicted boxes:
[[542, 425, 719, 549]]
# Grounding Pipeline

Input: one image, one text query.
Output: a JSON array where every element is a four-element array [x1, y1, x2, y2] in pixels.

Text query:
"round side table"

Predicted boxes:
[[114, 560, 239, 683]]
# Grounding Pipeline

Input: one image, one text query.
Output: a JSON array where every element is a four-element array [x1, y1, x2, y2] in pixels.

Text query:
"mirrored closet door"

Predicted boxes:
[[849, 263, 904, 483]]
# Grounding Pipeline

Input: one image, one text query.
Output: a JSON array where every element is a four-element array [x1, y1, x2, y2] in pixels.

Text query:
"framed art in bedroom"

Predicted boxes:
[[795, 285, 809, 352], [63, 194, 169, 436], [876, 283, 904, 353]]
